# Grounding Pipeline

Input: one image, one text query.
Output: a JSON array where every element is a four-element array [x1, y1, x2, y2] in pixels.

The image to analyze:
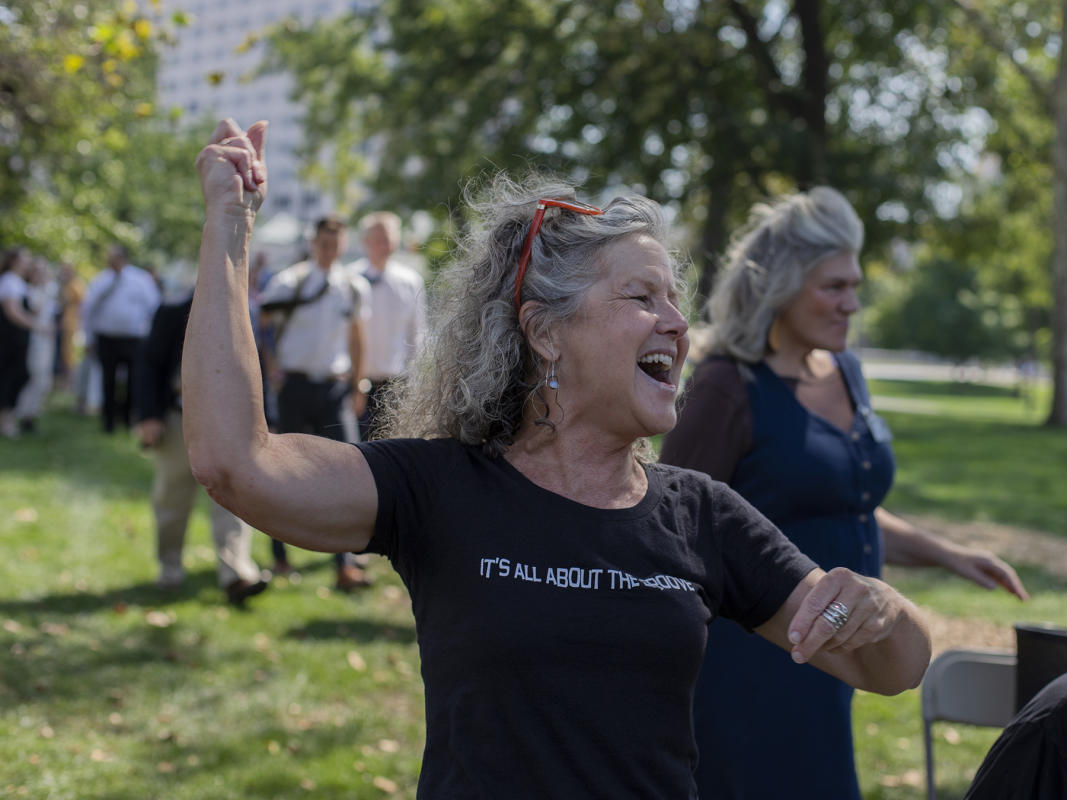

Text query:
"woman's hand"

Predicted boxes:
[[787, 567, 913, 664], [194, 118, 268, 214], [877, 507, 1029, 601], [945, 545, 1029, 601]]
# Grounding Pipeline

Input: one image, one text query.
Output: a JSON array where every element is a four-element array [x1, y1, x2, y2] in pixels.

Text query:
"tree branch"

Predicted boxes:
[[953, 0, 1052, 111], [728, 0, 808, 120]]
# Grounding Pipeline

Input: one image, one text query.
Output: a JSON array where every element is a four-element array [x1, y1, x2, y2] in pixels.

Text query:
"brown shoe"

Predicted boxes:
[[335, 564, 371, 592], [225, 572, 271, 606]]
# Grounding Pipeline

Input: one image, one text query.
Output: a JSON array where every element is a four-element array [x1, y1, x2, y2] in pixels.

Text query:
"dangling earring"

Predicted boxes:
[[546, 360, 559, 390]]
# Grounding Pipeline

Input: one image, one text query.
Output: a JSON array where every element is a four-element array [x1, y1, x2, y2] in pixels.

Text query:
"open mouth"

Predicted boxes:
[[637, 353, 674, 384]]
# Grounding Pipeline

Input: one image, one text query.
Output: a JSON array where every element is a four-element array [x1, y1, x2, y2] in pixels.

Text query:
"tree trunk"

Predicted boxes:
[[1048, 0, 1067, 425], [695, 170, 733, 314]]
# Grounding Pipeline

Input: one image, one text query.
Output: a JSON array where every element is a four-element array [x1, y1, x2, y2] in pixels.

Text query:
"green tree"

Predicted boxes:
[[0, 0, 201, 270], [264, 0, 968, 295], [939, 0, 1066, 423], [867, 256, 1026, 363]]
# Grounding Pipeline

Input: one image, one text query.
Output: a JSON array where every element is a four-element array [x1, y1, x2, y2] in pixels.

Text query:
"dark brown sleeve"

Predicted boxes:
[[659, 357, 752, 482]]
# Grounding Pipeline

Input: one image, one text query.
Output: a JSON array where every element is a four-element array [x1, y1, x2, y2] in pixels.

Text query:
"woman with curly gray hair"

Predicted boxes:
[[661, 186, 1027, 799], [183, 120, 931, 797]]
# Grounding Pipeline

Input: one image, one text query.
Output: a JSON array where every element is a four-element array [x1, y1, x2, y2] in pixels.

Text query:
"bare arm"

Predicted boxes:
[[182, 119, 377, 553], [1, 297, 38, 331], [877, 507, 1028, 600], [756, 567, 931, 695]]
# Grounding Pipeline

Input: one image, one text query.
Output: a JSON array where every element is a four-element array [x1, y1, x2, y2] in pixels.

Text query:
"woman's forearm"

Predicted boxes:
[[878, 507, 955, 567], [847, 599, 931, 694], [1, 297, 37, 330], [182, 209, 269, 493]]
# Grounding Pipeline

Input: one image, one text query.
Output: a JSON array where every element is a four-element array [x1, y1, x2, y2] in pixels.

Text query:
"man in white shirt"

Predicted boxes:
[[259, 215, 371, 590], [348, 211, 427, 441], [81, 244, 161, 433]]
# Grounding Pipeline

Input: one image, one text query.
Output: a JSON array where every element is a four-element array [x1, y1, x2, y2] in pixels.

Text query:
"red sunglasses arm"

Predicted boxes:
[[513, 204, 547, 312]]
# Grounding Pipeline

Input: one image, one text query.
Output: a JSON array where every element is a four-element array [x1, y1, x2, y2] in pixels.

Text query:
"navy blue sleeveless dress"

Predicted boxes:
[[690, 352, 895, 799]]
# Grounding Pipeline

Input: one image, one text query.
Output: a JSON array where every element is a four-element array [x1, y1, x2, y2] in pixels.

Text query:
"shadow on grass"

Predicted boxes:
[[0, 569, 226, 616], [286, 617, 416, 645]]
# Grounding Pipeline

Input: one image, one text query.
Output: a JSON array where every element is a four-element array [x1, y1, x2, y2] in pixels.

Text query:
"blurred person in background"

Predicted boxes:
[[54, 262, 85, 392], [659, 186, 1029, 800], [135, 289, 270, 605], [0, 247, 39, 438], [348, 211, 426, 441], [81, 244, 160, 433], [258, 216, 371, 590], [15, 256, 58, 433]]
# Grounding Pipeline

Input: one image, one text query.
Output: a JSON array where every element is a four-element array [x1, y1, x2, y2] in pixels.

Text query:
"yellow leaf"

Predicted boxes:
[[135, 102, 153, 118], [13, 507, 37, 522], [372, 776, 398, 793], [206, 71, 225, 86], [133, 19, 152, 40], [63, 54, 85, 73]]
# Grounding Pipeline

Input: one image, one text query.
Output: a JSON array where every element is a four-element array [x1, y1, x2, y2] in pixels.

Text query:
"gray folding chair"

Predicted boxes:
[[921, 648, 1017, 800]]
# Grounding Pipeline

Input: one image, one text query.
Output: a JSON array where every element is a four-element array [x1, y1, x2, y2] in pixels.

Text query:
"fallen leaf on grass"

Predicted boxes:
[[879, 770, 922, 787], [157, 761, 176, 773], [3, 619, 21, 633], [13, 508, 38, 523], [40, 622, 70, 636], [373, 776, 398, 793], [347, 650, 366, 671], [145, 611, 175, 628]]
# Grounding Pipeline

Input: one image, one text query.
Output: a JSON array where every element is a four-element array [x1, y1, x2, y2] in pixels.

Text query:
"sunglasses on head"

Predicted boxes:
[[513, 198, 604, 313]]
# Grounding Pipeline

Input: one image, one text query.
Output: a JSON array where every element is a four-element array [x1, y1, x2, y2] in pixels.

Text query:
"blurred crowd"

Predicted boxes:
[[0, 211, 426, 605]]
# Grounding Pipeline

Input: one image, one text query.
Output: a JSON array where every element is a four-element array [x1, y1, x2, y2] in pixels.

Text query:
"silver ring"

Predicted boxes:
[[820, 600, 849, 633]]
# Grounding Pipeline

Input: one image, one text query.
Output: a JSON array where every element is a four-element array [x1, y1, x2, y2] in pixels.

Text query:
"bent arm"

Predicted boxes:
[[1, 297, 37, 330], [182, 119, 377, 553], [878, 508, 1028, 600], [756, 567, 931, 695]]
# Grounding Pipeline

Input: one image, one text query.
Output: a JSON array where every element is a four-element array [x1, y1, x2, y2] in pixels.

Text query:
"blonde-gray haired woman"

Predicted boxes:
[[661, 186, 1028, 800], [185, 120, 931, 797]]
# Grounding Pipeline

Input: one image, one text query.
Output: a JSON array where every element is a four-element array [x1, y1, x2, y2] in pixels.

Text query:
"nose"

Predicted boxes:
[[841, 287, 861, 315], [657, 302, 689, 339]]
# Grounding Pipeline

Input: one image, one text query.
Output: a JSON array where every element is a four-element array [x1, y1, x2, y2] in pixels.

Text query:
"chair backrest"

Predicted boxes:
[[1014, 623, 1067, 710], [922, 648, 1017, 727]]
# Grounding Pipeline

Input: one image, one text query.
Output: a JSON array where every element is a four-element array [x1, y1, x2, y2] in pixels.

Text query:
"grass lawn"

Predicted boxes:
[[1, 380, 1065, 799], [871, 378, 1067, 533]]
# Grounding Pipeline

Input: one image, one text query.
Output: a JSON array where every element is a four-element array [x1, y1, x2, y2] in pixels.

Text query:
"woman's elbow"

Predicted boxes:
[[187, 444, 234, 498]]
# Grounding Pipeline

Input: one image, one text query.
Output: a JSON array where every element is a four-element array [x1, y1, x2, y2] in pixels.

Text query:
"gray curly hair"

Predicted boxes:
[[383, 172, 677, 457], [703, 186, 863, 364]]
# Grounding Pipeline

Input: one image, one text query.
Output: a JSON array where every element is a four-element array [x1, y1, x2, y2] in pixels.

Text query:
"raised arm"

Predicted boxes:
[[757, 567, 931, 695], [182, 119, 377, 553]]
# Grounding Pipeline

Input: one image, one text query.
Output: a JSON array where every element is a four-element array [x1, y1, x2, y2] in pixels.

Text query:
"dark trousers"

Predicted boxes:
[[0, 316, 29, 410], [96, 334, 141, 433], [357, 378, 395, 442], [272, 372, 353, 568]]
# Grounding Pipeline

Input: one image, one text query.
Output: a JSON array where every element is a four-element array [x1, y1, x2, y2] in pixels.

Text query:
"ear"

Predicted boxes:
[[518, 301, 557, 363]]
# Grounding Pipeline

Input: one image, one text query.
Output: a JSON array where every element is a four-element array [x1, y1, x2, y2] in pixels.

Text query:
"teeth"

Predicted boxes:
[[637, 353, 673, 369]]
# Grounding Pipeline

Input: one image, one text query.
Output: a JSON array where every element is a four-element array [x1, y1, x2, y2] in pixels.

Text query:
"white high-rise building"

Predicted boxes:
[[145, 0, 362, 224]]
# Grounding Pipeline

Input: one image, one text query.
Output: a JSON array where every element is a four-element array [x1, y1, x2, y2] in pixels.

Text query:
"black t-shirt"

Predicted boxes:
[[357, 437, 816, 799]]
